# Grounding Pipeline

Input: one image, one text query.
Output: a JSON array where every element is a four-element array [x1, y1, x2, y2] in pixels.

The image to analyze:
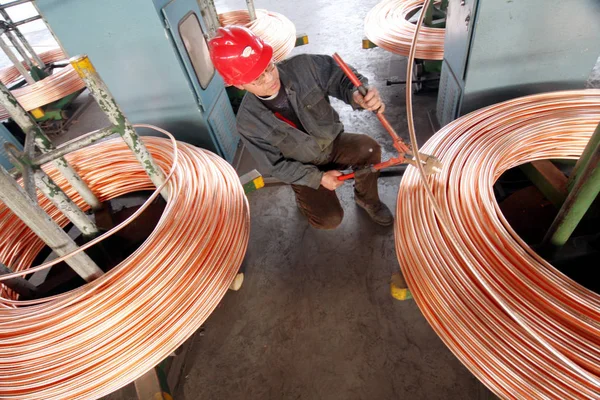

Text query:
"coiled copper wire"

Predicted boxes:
[[0, 128, 250, 399], [0, 48, 66, 86], [0, 48, 85, 120], [397, 1, 600, 396], [219, 9, 296, 62], [364, 0, 445, 60]]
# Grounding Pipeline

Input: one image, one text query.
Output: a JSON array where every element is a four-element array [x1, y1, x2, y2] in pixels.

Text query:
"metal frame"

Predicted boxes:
[[0, 164, 103, 282], [0, 0, 44, 86], [70, 55, 168, 200], [0, 54, 168, 297], [0, 81, 102, 210]]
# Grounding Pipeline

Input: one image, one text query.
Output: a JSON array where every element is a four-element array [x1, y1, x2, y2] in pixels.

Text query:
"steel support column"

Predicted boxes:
[[246, 0, 257, 21]]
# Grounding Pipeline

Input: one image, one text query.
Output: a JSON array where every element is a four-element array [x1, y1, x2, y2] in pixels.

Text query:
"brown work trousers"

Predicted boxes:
[[292, 133, 381, 230]]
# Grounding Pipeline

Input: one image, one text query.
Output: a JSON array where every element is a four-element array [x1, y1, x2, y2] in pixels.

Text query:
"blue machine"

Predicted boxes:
[[35, 0, 239, 162], [0, 124, 22, 170], [436, 0, 600, 127]]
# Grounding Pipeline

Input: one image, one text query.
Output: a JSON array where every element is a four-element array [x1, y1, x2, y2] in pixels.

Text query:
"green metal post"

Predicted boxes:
[[0, 81, 102, 210], [4, 143, 99, 237], [424, 0, 434, 27], [542, 128, 600, 248], [440, 0, 449, 12], [70, 55, 168, 200], [568, 122, 600, 191]]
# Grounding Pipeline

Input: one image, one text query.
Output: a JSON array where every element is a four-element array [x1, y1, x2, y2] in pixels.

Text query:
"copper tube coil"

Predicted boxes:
[[0, 131, 250, 399], [364, 0, 445, 60], [219, 9, 296, 63], [395, 89, 600, 399], [0, 48, 66, 86], [0, 65, 86, 120]]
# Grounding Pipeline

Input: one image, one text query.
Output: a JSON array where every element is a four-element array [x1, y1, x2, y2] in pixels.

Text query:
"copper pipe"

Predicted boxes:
[[0, 126, 250, 399], [364, 0, 445, 60], [219, 9, 296, 63]]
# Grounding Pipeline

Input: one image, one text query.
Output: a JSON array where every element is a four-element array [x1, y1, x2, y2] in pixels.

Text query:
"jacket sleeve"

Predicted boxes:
[[309, 54, 369, 109], [238, 129, 323, 189]]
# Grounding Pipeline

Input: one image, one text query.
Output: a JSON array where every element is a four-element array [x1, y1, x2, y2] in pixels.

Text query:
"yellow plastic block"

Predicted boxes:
[[31, 108, 45, 119], [253, 176, 265, 190], [390, 272, 412, 301]]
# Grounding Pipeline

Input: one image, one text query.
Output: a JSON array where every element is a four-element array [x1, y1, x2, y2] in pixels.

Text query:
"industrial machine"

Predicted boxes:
[[35, 0, 240, 162], [436, 0, 600, 126]]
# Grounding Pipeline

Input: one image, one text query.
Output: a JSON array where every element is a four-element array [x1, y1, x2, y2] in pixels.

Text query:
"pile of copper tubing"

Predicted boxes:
[[0, 129, 250, 399], [396, 0, 600, 397], [0, 48, 86, 120], [219, 9, 296, 62], [396, 90, 600, 398], [0, 49, 66, 85], [364, 0, 445, 60]]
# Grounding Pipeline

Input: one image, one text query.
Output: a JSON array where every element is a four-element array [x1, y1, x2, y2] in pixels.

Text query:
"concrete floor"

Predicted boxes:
[[172, 0, 490, 399]]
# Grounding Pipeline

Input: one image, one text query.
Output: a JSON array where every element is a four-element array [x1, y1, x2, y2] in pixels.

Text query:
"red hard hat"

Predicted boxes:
[[208, 26, 273, 86]]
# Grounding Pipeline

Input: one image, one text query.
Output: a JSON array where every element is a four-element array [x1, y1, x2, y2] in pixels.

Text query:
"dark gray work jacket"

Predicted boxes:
[[236, 54, 367, 189]]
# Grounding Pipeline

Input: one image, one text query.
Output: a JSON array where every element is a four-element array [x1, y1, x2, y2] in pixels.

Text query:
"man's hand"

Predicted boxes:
[[353, 87, 385, 114], [321, 170, 344, 191]]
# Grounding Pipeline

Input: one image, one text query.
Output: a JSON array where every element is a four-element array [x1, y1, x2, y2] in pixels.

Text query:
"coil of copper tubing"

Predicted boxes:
[[0, 48, 66, 86], [0, 126, 250, 399], [219, 9, 297, 63], [364, 0, 445, 60], [0, 48, 86, 120], [398, 1, 600, 396]]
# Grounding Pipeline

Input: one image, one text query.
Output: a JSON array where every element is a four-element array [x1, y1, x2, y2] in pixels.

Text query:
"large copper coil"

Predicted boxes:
[[0, 47, 86, 121], [219, 9, 296, 62], [0, 131, 250, 399], [0, 66, 86, 120], [0, 48, 66, 86], [364, 0, 445, 60], [395, 89, 600, 399]]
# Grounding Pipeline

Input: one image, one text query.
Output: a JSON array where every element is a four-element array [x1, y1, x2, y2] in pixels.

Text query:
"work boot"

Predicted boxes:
[[355, 198, 394, 226]]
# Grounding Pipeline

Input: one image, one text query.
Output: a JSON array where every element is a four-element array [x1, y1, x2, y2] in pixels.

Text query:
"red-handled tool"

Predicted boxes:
[[332, 52, 441, 181]]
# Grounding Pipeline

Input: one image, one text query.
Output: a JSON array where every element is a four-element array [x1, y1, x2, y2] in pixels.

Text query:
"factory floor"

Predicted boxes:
[[63, 1, 494, 399], [178, 1, 492, 399]]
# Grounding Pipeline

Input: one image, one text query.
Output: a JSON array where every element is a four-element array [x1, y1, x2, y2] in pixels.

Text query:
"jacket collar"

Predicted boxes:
[[277, 65, 295, 93]]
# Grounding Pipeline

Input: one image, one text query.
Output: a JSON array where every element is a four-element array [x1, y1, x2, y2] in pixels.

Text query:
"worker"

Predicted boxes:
[[208, 26, 393, 229]]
